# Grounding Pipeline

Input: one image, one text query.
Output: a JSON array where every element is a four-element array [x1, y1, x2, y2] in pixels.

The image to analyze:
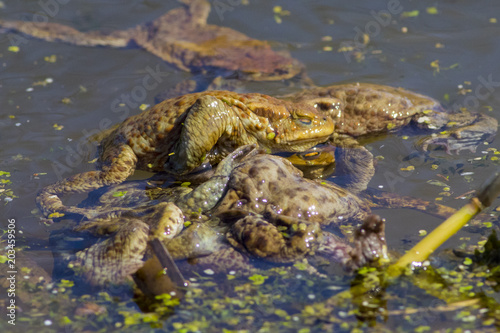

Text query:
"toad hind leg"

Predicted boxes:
[[0, 19, 132, 47], [71, 218, 149, 285], [36, 144, 137, 220]]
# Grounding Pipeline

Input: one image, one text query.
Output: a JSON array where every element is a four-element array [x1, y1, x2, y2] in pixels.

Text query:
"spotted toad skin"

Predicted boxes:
[[65, 145, 255, 285], [62, 148, 385, 284], [214, 153, 370, 224], [286, 82, 497, 152]]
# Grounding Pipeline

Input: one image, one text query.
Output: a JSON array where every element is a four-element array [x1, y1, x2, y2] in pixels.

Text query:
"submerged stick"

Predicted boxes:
[[133, 238, 189, 299], [150, 238, 189, 288]]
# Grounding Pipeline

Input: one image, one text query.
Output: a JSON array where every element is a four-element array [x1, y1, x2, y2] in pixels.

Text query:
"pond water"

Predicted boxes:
[[1, 0, 500, 332]]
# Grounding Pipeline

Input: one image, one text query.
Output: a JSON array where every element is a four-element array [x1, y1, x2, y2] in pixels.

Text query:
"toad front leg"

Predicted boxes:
[[417, 112, 498, 153], [36, 144, 138, 220]]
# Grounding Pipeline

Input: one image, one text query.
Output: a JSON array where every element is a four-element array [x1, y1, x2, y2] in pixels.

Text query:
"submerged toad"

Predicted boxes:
[[166, 213, 386, 275], [286, 83, 498, 153], [61, 146, 386, 285], [213, 152, 371, 224], [63, 145, 255, 285], [37, 91, 333, 221], [0, 0, 305, 90], [66, 143, 480, 285], [166, 145, 471, 269]]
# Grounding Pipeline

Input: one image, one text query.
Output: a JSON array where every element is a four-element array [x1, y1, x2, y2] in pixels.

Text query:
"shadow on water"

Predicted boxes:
[[2, 0, 500, 331]]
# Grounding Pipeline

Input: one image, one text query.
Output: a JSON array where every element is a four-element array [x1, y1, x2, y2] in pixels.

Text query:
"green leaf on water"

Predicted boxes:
[[402, 10, 419, 18], [248, 274, 268, 285], [426, 7, 438, 14]]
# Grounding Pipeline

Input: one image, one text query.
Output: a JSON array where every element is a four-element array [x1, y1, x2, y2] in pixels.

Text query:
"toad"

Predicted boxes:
[[36, 91, 333, 221], [68, 143, 478, 285], [60, 146, 385, 285], [166, 150, 379, 269], [213, 152, 371, 224], [285, 82, 498, 154], [62, 145, 255, 285], [0, 0, 305, 93]]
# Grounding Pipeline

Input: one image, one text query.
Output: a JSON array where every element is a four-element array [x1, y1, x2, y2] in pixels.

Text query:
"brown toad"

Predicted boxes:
[[37, 91, 333, 221], [167, 149, 380, 267], [214, 152, 371, 223], [67, 145, 473, 285], [61, 146, 386, 285], [285, 82, 498, 153], [196, 147, 463, 265], [0, 0, 305, 92], [61, 145, 255, 285]]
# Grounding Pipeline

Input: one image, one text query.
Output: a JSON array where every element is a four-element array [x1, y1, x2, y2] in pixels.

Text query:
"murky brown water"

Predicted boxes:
[[1, 0, 500, 331]]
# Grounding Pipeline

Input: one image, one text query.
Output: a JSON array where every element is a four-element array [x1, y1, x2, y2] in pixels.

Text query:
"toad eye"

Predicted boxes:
[[299, 151, 320, 160], [297, 117, 312, 125], [314, 102, 335, 112]]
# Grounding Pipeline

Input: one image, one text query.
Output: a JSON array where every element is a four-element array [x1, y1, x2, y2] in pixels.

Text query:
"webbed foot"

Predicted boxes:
[[165, 221, 226, 260], [418, 113, 498, 154]]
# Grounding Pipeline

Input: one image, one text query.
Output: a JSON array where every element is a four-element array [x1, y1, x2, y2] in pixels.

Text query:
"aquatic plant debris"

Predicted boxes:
[[426, 7, 438, 14], [273, 6, 290, 24], [44, 54, 57, 63], [402, 10, 419, 18], [391, 170, 500, 273], [312, 170, 500, 324], [0, 170, 15, 201]]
